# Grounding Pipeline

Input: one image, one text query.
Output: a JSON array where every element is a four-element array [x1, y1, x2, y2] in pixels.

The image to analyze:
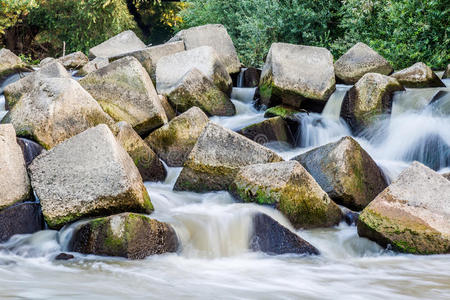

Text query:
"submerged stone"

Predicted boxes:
[[391, 62, 445, 88]]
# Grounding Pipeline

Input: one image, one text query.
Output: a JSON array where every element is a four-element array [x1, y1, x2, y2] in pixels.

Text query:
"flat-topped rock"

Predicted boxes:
[[334, 42, 393, 84], [391, 62, 445, 88], [169, 24, 240, 74], [358, 162, 450, 254], [79, 56, 167, 136], [28, 125, 152, 229], [237, 117, 294, 146], [88, 30, 146, 59]]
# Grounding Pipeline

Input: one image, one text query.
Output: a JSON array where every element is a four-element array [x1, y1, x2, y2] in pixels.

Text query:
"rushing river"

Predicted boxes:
[[0, 74, 449, 299]]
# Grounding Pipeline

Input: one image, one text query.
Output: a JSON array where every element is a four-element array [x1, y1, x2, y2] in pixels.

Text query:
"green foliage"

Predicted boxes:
[[0, 0, 38, 35]]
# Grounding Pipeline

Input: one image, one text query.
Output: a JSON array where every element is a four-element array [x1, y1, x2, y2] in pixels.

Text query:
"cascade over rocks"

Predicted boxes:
[[4, 61, 70, 109], [0, 124, 31, 210], [169, 24, 241, 74], [237, 117, 295, 146], [0, 203, 44, 243], [0, 49, 26, 82], [145, 107, 209, 167], [2, 77, 115, 149], [292, 136, 387, 211], [358, 162, 450, 254], [57, 51, 89, 69], [156, 46, 233, 96], [109, 41, 185, 84], [116, 121, 166, 182], [70, 213, 178, 259], [391, 62, 445, 88], [79, 56, 167, 136], [28, 125, 153, 229], [340, 73, 404, 131], [174, 122, 283, 192], [334, 42, 393, 84], [75, 57, 109, 76], [88, 30, 146, 59], [259, 43, 335, 109], [161, 68, 235, 116], [250, 213, 319, 255], [230, 161, 342, 229]]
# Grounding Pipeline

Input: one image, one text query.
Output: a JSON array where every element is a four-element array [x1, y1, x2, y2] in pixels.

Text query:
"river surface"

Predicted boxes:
[[0, 74, 449, 299]]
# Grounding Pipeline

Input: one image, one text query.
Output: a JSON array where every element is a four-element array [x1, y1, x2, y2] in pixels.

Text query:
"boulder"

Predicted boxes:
[[169, 24, 241, 74], [340, 73, 404, 131], [158, 95, 176, 121], [334, 42, 393, 84], [16, 137, 44, 166], [58, 51, 89, 69], [391, 62, 445, 88], [156, 46, 232, 96], [442, 172, 450, 180], [443, 64, 449, 79], [259, 43, 335, 108], [174, 122, 283, 192], [70, 213, 178, 259], [237, 117, 294, 146], [4, 61, 70, 109], [116, 121, 166, 182], [75, 57, 109, 76], [39, 57, 56, 67], [0, 203, 44, 243], [358, 162, 450, 254], [0, 49, 26, 81], [55, 253, 74, 261], [292, 136, 387, 211], [109, 41, 185, 83], [241, 67, 261, 88], [162, 68, 235, 116], [145, 107, 209, 167], [0, 124, 31, 210], [250, 213, 319, 255], [88, 30, 146, 59], [28, 124, 153, 229], [2, 77, 115, 149], [79, 56, 167, 136], [230, 161, 342, 229], [264, 105, 300, 122]]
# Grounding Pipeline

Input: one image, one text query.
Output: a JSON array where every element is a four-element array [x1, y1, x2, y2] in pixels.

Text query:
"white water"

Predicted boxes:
[[0, 78, 450, 298]]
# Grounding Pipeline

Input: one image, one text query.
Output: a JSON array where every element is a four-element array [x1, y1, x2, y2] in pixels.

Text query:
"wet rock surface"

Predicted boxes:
[[0, 203, 44, 243]]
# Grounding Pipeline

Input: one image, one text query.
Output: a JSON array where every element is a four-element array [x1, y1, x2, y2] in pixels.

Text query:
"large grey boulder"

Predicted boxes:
[[259, 43, 335, 109], [4, 61, 70, 109], [28, 125, 153, 229], [79, 56, 167, 136], [156, 46, 232, 96], [0, 203, 44, 243], [2, 77, 115, 149], [75, 57, 109, 77], [0, 49, 26, 81], [391, 62, 445, 88], [109, 41, 185, 83], [292, 136, 387, 211], [145, 107, 209, 167], [334, 42, 393, 84], [237, 117, 294, 146], [88, 30, 146, 59], [58, 51, 89, 69], [169, 24, 240, 74], [174, 122, 283, 192], [250, 213, 319, 255], [340, 73, 404, 131], [162, 68, 235, 116], [358, 162, 450, 254], [230, 161, 342, 229], [116, 121, 166, 182], [0, 124, 31, 210], [70, 213, 178, 259]]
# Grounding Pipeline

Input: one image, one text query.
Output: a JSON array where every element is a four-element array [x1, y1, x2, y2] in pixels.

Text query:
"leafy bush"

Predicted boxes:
[[0, 0, 38, 35]]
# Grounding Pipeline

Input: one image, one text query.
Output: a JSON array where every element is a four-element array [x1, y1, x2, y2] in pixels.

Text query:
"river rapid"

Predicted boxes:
[[0, 74, 449, 299]]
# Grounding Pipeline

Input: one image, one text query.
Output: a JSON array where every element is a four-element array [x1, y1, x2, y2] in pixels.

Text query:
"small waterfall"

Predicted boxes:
[[231, 87, 257, 103], [0, 95, 6, 121], [321, 84, 352, 120], [236, 67, 247, 88], [391, 87, 450, 117]]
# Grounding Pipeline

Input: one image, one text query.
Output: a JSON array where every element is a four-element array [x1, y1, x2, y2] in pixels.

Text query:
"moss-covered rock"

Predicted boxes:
[[28, 125, 153, 229], [292, 136, 387, 211], [0, 49, 27, 83], [2, 77, 116, 150], [334, 42, 393, 84], [357, 162, 450, 254], [116, 121, 166, 182], [237, 117, 294, 146], [264, 105, 300, 122], [145, 107, 209, 167], [158, 95, 176, 121], [70, 213, 178, 259], [340, 73, 404, 131], [259, 43, 335, 108], [174, 122, 283, 192], [0, 124, 31, 211], [57, 51, 88, 69], [391, 62, 445, 88], [230, 161, 342, 229], [79, 56, 167, 136]]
